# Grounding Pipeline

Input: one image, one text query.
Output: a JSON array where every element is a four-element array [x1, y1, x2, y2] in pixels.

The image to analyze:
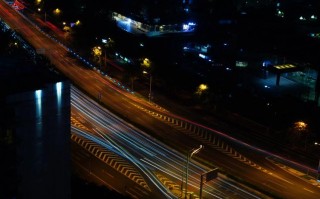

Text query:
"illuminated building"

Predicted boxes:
[[0, 57, 71, 199]]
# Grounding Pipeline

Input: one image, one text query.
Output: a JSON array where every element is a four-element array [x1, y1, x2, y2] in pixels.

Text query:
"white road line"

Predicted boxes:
[[102, 169, 114, 178], [303, 188, 315, 193]]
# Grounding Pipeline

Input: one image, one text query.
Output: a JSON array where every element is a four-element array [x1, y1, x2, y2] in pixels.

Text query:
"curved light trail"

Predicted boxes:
[[1, 2, 319, 198], [71, 86, 267, 199]]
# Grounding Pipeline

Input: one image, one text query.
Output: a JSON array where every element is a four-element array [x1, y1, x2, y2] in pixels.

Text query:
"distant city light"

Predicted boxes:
[[277, 10, 284, 18], [311, 15, 317, 20], [199, 53, 206, 59], [183, 22, 196, 31], [183, 24, 189, 31], [299, 16, 306, 21], [262, 60, 271, 67]]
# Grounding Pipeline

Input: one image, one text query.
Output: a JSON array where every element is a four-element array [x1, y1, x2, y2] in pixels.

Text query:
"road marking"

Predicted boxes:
[[71, 133, 151, 191], [268, 173, 294, 185], [303, 188, 314, 193], [102, 169, 114, 178], [73, 158, 119, 192], [127, 186, 146, 198], [133, 185, 150, 196], [125, 190, 139, 199]]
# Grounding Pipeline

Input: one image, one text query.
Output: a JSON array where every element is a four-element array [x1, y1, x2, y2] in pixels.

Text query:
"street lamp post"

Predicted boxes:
[[317, 159, 320, 182], [315, 143, 320, 182], [141, 58, 152, 102], [149, 75, 152, 102], [185, 145, 203, 199]]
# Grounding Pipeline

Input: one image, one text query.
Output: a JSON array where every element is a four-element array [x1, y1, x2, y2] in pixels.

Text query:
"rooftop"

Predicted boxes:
[[0, 55, 65, 96]]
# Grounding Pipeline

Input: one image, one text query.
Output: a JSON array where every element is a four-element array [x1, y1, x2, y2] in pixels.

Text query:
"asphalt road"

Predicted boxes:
[[71, 86, 270, 199], [72, 141, 156, 199], [1, 1, 320, 198]]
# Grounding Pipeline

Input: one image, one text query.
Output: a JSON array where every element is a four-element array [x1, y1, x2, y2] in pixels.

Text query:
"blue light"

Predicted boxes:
[[262, 60, 271, 67], [199, 53, 206, 59], [35, 89, 42, 117], [56, 82, 62, 108], [183, 24, 189, 31]]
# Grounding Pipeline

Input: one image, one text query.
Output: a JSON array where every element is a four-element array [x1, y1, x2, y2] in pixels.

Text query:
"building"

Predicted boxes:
[[0, 56, 71, 199]]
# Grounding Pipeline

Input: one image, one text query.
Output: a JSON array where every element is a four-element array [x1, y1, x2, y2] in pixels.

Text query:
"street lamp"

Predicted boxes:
[[92, 46, 102, 71], [53, 8, 61, 16], [196, 84, 208, 95], [184, 145, 203, 198], [75, 20, 81, 26], [37, 7, 47, 22], [141, 58, 152, 102], [199, 84, 208, 91], [142, 70, 152, 102], [143, 58, 151, 67]]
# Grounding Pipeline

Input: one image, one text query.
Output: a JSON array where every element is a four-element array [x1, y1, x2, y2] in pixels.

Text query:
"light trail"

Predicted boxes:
[[71, 86, 267, 199], [72, 127, 173, 198], [1, 2, 318, 197]]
